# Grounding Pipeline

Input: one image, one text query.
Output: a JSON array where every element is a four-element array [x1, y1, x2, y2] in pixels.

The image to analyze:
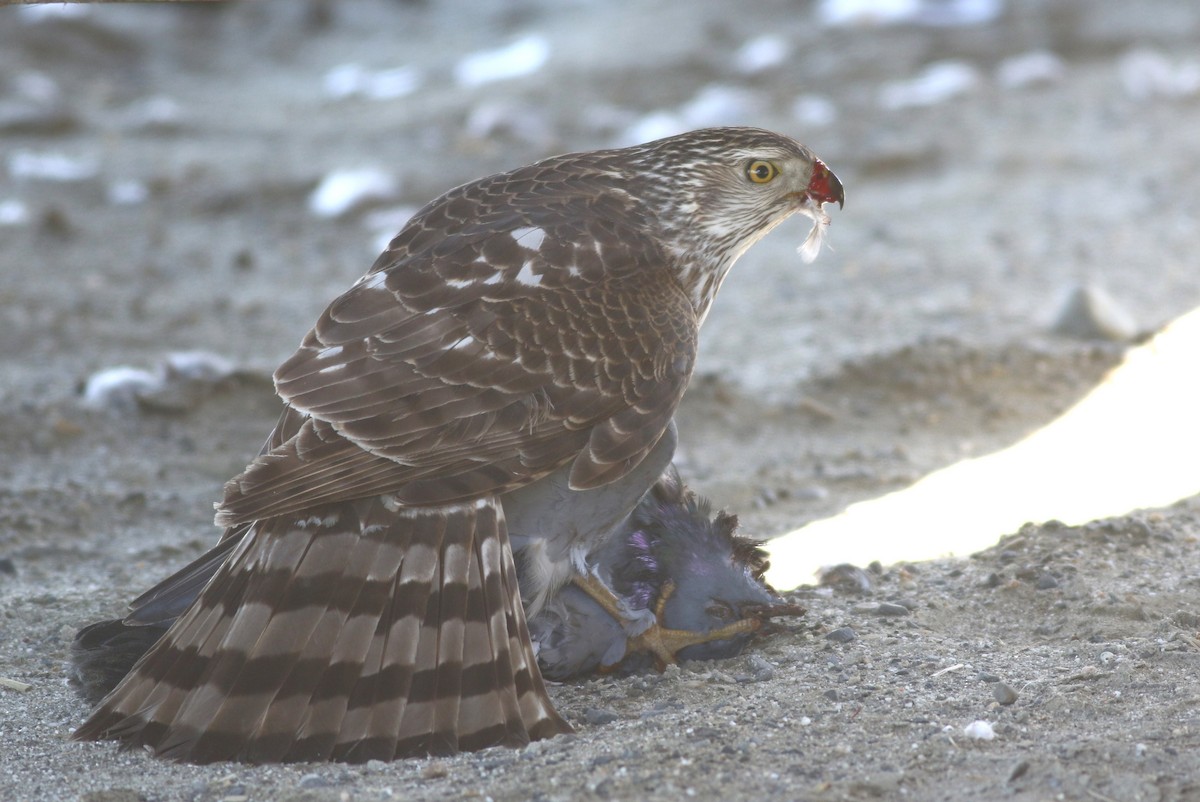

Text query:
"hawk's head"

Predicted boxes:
[[623, 127, 844, 320]]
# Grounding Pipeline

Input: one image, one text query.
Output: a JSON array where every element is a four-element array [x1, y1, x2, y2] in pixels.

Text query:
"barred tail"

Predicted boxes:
[[73, 495, 569, 763]]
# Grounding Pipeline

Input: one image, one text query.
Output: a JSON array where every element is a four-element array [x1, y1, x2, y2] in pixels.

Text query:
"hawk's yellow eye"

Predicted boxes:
[[746, 160, 779, 184]]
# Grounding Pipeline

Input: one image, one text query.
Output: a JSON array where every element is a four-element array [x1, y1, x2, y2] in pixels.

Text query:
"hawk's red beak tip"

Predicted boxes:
[[809, 161, 845, 210]]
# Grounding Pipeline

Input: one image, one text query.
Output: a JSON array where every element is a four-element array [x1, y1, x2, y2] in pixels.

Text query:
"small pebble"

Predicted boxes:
[[879, 61, 981, 110], [963, 720, 995, 740], [993, 682, 1019, 706], [825, 626, 858, 644], [1035, 574, 1059, 590], [298, 773, 329, 789], [8, 150, 99, 182], [308, 167, 399, 219], [1119, 48, 1200, 100], [792, 94, 838, 128], [0, 557, 16, 576], [733, 34, 790, 74], [0, 199, 29, 227], [82, 352, 240, 413], [876, 602, 911, 617], [107, 179, 150, 206], [584, 707, 619, 726], [819, 564, 875, 595], [996, 51, 1065, 89], [454, 36, 550, 88], [122, 95, 185, 133], [1052, 283, 1138, 342], [746, 654, 775, 681]]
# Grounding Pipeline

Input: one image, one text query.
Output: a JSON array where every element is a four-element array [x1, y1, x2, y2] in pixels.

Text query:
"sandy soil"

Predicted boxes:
[[2, 1, 1200, 800]]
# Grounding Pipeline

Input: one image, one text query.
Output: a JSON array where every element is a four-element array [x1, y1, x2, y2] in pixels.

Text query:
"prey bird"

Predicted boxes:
[[527, 467, 805, 680], [72, 127, 843, 763]]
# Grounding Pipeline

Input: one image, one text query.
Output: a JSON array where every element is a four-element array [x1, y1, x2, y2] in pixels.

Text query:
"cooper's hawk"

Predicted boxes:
[[527, 466, 805, 680], [73, 126, 843, 763]]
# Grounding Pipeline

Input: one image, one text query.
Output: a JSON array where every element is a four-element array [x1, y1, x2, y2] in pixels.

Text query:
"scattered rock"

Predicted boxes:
[[298, 773, 331, 789], [745, 654, 776, 681], [454, 35, 550, 88], [875, 602, 911, 617], [80, 366, 160, 411], [825, 626, 858, 644], [791, 94, 838, 128], [1035, 574, 1059, 590], [81, 351, 242, 414], [120, 95, 185, 133], [465, 99, 555, 147], [963, 720, 996, 740], [584, 707, 619, 727], [8, 149, 98, 182], [817, 0, 1003, 28], [732, 35, 790, 75], [106, 179, 149, 206], [617, 84, 766, 147], [880, 61, 981, 110], [819, 564, 875, 595], [996, 51, 1065, 89], [0, 198, 29, 227], [308, 167, 399, 219], [992, 682, 1019, 705], [323, 63, 422, 100], [1052, 284, 1138, 342], [1119, 48, 1200, 100]]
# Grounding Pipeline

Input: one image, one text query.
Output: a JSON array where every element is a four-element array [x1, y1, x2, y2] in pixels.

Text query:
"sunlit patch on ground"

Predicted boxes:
[[768, 305, 1200, 589]]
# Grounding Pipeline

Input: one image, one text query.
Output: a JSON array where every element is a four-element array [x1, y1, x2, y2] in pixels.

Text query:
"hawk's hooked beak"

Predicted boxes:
[[807, 159, 844, 209]]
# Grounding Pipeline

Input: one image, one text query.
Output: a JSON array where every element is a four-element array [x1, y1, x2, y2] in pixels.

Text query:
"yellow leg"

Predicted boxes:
[[572, 574, 762, 671]]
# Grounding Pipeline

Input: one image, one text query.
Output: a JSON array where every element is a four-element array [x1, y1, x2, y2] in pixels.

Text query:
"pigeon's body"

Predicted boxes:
[[527, 469, 801, 680], [72, 128, 842, 763]]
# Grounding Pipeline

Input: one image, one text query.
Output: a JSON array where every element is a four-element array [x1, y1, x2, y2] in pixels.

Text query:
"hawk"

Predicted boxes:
[[72, 126, 843, 763]]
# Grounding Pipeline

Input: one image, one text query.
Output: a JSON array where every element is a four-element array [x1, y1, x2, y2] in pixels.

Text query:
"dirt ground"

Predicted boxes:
[[3, 1, 1200, 800]]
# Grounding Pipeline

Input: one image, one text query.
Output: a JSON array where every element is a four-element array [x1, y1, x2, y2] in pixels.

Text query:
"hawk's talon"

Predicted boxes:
[[571, 573, 762, 671]]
